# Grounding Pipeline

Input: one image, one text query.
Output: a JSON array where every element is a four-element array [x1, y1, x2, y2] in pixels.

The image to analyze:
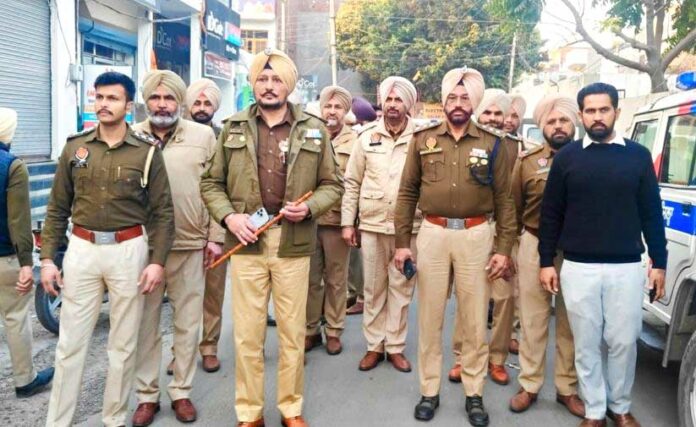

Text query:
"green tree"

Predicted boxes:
[[336, 0, 543, 103]]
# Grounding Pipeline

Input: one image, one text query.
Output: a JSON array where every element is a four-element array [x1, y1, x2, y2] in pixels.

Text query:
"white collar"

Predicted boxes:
[[582, 132, 625, 149]]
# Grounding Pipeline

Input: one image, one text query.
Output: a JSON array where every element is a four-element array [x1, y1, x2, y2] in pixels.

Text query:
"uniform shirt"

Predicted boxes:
[[257, 108, 292, 214], [511, 143, 554, 231], [5, 159, 33, 266], [41, 125, 175, 265], [317, 124, 357, 227], [394, 120, 517, 255]]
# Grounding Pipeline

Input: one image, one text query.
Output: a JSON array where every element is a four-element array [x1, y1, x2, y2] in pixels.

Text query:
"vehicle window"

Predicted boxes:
[[526, 126, 542, 142], [631, 119, 659, 152], [660, 113, 696, 186]]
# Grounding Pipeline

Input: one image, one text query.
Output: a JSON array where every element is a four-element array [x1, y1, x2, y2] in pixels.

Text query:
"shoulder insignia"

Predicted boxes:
[[67, 127, 96, 140], [475, 122, 506, 138], [519, 144, 544, 159], [303, 111, 327, 124], [357, 121, 379, 137], [413, 119, 442, 134], [132, 131, 159, 146]]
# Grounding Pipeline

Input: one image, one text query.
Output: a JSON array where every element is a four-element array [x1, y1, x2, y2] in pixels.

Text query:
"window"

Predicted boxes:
[[631, 119, 659, 152], [241, 30, 269, 54], [660, 113, 696, 186], [82, 38, 135, 66]]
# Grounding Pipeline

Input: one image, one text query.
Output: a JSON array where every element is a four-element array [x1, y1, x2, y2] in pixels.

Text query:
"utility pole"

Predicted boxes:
[[508, 31, 517, 92], [329, 0, 338, 85], [280, 0, 287, 51]]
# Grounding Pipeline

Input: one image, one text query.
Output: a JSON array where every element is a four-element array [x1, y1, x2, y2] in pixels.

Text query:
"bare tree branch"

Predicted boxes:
[[613, 30, 651, 52], [559, 0, 650, 73], [662, 27, 696, 70]]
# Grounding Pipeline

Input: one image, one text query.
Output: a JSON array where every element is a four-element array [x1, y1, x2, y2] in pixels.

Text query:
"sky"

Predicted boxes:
[[537, 0, 613, 49]]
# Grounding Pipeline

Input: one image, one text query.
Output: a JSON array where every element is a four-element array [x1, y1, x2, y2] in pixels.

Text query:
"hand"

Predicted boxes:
[[394, 248, 413, 274], [342, 226, 358, 247], [204, 241, 223, 269], [16, 266, 34, 295], [281, 202, 310, 223], [539, 266, 559, 295], [138, 264, 165, 295], [40, 261, 63, 297], [648, 268, 666, 301], [485, 254, 510, 281], [224, 213, 258, 245]]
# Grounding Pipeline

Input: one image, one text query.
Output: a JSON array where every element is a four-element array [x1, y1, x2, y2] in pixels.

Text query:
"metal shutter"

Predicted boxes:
[[0, 0, 51, 158]]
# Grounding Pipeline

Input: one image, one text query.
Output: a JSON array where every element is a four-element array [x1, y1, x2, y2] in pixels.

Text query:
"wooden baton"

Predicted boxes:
[[208, 191, 314, 269]]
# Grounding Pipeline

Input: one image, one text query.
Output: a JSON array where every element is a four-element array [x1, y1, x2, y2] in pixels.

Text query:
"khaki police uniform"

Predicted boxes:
[[395, 120, 516, 397], [133, 119, 224, 403], [511, 143, 577, 395], [342, 118, 422, 354], [306, 124, 357, 338], [0, 153, 36, 388], [200, 103, 343, 422], [42, 125, 174, 427]]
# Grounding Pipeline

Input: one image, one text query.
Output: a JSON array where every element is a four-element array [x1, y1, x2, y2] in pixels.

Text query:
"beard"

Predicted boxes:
[[446, 107, 472, 126], [191, 111, 214, 124], [257, 91, 286, 111], [586, 122, 614, 141], [148, 109, 180, 128], [545, 131, 573, 150]]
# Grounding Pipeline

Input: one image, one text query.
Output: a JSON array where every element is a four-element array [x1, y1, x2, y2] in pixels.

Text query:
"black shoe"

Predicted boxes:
[[465, 395, 489, 427], [267, 315, 277, 327], [414, 395, 440, 421], [15, 367, 54, 398]]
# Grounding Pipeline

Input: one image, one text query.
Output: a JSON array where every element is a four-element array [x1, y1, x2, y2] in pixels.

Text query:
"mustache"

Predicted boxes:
[[262, 90, 277, 97], [97, 109, 112, 115]]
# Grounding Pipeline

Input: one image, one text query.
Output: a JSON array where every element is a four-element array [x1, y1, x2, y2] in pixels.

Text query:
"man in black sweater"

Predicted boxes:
[[538, 83, 667, 427]]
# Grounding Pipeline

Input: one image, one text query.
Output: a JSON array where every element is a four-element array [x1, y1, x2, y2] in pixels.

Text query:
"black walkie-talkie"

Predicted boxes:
[[649, 287, 657, 303], [403, 259, 417, 280]]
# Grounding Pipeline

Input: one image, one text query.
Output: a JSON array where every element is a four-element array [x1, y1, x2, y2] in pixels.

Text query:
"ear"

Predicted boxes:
[[126, 100, 134, 112], [615, 107, 621, 120]]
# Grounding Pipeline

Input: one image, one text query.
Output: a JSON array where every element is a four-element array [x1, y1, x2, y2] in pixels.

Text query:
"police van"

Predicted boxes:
[[626, 73, 696, 426]]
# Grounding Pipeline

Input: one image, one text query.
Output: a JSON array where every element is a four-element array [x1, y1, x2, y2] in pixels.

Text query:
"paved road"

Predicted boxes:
[[0, 278, 680, 427]]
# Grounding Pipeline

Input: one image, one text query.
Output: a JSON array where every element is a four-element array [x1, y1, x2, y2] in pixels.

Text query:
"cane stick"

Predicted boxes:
[[208, 191, 314, 269]]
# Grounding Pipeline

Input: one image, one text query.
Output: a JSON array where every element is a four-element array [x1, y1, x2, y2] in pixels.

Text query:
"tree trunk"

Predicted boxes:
[[649, 67, 669, 93]]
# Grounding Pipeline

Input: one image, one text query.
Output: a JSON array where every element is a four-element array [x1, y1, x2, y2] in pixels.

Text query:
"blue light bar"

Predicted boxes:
[[676, 71, 696, 90]]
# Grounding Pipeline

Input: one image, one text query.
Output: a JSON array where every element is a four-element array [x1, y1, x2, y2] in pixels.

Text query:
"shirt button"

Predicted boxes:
[[452, 183, 457, 187], [101, 187, 105, 191], [267, 189, 271, 192], [269, 150, 273, 153], [453, 162, 457, 165], [270, 131, 274, 136], [454, 145, 458, 149], [268, 169, 272, 173]]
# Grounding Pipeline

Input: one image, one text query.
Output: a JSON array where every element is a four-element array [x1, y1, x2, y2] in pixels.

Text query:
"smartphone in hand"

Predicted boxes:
[[403, 258, 417, 280], [249, 207, 271, 229]]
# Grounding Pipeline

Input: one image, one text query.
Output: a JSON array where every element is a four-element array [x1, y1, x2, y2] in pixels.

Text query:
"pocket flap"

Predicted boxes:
[[299, 141, 322, 153], [361, 191, 384, 200], [223, 135, 247, 148]]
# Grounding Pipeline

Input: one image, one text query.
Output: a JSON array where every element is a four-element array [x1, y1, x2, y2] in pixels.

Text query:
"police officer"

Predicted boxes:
[[41, 72, 174, 427], [305, 85, 357, 355], [342, 76, 421, 373], [131, 70, 224, 426], [200, 48, 342, 427], [395, 67, 516, 427], [0, 107, 54, 398], [508, 95, 585, 418]]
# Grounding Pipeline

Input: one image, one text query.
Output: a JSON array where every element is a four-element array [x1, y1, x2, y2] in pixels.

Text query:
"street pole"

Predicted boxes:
[[508, 31, 517, 92], [280, 0, 286, 52], [329, 0, 338, 85]]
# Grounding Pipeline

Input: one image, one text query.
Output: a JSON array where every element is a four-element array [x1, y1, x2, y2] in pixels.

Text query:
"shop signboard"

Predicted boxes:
[[204, 0, 240, 61], [204, 51, 234, 80]]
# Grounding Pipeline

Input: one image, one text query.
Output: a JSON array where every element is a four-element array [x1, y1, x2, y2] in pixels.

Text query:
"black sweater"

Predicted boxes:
[[538, 139, 667, 269]]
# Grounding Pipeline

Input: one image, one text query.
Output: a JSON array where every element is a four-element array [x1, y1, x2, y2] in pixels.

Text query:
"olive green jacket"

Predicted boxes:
[[200, 103, 344, 257]]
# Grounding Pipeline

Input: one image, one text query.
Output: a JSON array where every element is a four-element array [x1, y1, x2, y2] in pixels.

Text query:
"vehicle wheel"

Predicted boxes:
[[679, 331, 696, 427], [34, 284, 61, 335]]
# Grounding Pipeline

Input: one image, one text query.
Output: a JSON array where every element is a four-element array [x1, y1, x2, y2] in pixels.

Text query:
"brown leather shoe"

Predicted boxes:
[[578, 419, 606, 427], [166, 358, 175, 376], [132, 402, 160, 427], [281, 415, 308, 427], [358, 351, 384, 371], [448, 363, 462, 383], [509, 338, 520, 355], [346, 301, 364, 315], [386, 353, 412, 372], [607, 410, 641, 427], [171, 398, 197, 423], [509, 388, 537, 413], [326, 336, 342, 355], [202, 355, 220, 373], [488, 362, 509, 385], [557, 393, 586, 418], [304, 334, 322, 352], [237, 418, 265, 427]]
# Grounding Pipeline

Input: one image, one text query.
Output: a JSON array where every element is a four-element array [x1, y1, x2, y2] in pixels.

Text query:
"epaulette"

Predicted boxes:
[[67, 127, 96, 140], [132, 131, 159, 146], [519, 144, 544, 159], [413, 119, 442, 134], [475, 122, 507, 138], [303, 111, 327, 124], [357, 121, 379, 136]]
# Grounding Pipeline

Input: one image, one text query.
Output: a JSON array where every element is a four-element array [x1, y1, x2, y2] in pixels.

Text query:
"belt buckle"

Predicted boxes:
[[93, 231, 117, 245], [446, 218, 465, 230]]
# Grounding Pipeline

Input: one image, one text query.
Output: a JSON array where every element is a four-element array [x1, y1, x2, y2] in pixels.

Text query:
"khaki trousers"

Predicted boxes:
[[0, 255, 36, 387], [361, 231, 416, 353], [230, 226, 310, 422], [306, 226, 350, 337], [418, 221, 493, 397], [517, 231, 577, 395], [46, 234, 148, 427], [199, 261, 228, 356], [135, 250, 205, 402], [488, 241, 517, 365], [347, 247, 364, 300]]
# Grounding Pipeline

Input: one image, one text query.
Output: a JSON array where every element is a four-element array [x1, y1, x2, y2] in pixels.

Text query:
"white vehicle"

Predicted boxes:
[[626, 76, 696, 426]]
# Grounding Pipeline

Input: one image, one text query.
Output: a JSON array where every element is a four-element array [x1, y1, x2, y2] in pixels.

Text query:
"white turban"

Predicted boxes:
[[249, 48, 298, 93], [509, 95, 526, 119], [379, 76, 417, 111], [319, 86, 352, 112], [142, 70, 187, 105], [441, 67, 486, 108], [475, 89, 512, 118], [0, 107, 18, 143], [533, 95, 579, 128], [186, 78, 222, 113]]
